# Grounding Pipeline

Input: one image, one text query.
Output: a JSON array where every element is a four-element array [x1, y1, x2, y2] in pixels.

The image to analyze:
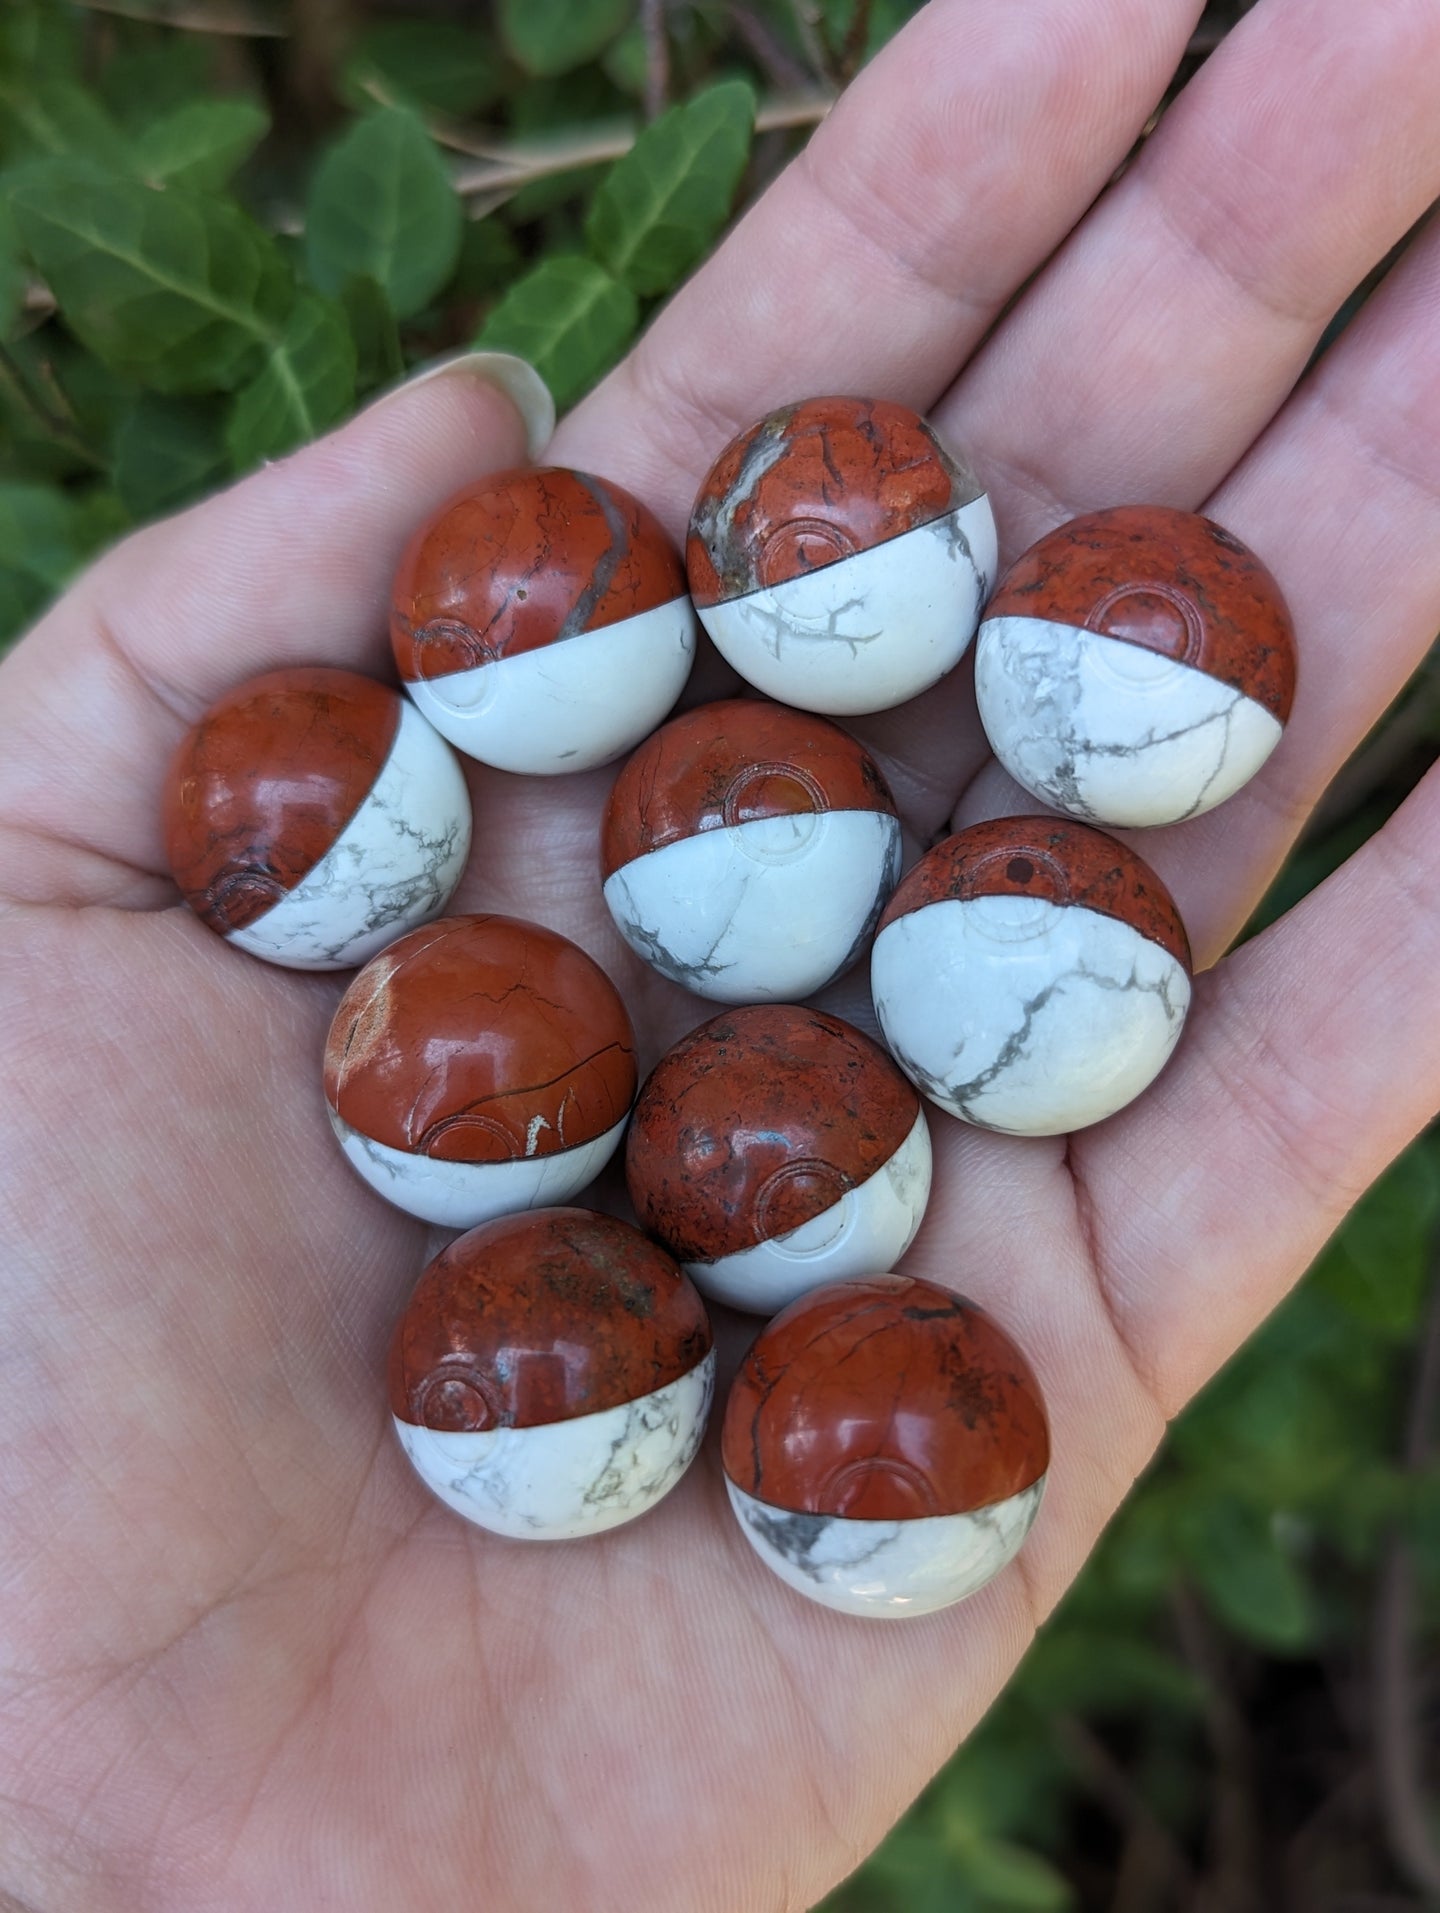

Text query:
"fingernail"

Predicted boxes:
[[369, 352, 556, 461]]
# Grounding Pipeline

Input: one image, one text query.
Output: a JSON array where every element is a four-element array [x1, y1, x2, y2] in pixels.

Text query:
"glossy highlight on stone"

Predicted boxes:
[[391, 1208, 715, 1539], [627, 1005, 931, 1314], [391, 466, 696, 773], [324, 914, 637, 1225], [721, 1274, 1048, 1616], [975, 506, 1297, 826], [872, 817, 1193, 1136], [601, 700, 902, 1004], [686, 397, 997, 715], [163, 666, 471, 970]]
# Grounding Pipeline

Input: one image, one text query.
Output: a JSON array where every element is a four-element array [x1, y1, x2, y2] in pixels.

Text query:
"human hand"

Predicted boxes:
[[2, 1, 1439, 1906]]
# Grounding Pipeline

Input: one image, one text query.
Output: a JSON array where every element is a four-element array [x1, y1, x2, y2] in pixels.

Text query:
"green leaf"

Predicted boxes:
[[338, 275, 404, 393], [114, 394, 228, 520], [499, 0, 633, 78], [305, 107, 462, 322], [342, 21, 502, 119], [0, 76, 134, 169], [98, 36, 213, 131], [134, 99, 270, 193], [587, 79, 754, 295], [12, 160, 291, 393], [1185, 1506, 1317, 1652], [453, 217, 521, 298], [226, 289, 356, 469], [1314, 1139, 1440, 1335], [0, 1, 82, 82], [0, 195, 23, 337], [476, 253, 636, 409], [953, 1837, 1073, 1911], [0, 480, 123, 649]]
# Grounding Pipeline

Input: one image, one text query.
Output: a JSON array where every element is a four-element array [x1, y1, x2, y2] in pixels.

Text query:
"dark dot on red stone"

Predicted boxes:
[[1006, 857, 1034, 885]]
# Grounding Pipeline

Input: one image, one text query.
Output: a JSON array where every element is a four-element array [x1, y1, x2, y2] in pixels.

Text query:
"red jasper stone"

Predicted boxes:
[[878, 816, 1192, 972], [391, 466, 686, 683], [390, 1208, 712, 1431], [687, 396, 985, 607], [163, 666, 399, 935], [721, 1275, 1049, 1519], [984, 505, 1296, 720], [324, 914, 636, 1162], [627, 1005, 920, 1263], [600, 698, 897, 880]]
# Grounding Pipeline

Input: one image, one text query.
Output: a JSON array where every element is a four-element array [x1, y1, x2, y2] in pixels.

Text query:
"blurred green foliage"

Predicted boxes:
[[1, 1, 1435, 1904]]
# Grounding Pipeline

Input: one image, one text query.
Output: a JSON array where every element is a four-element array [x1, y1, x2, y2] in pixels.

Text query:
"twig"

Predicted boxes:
[[448, 94, 833, 198], [0, 346, 105, 470], [835, 0, 873, 84], [786, 0, 832, 83], [1053, 1713, 1196, 1904], [1373, 1247, 1440, 1897], [1171, 1583, 1265, 1911], [729, 4, 812, 91], [69, 0, 285, 32], [640, 0, 670, 122]]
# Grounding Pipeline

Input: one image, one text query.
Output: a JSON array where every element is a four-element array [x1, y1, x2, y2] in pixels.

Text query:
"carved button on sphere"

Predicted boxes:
[[391, 1208, 715, 1539], [975, 505, 1297, 826], [626, 1005, 931, 1314], [721, 1275, 1049, 1616], [871, 817, 1193, 1136], [324, 914, 637, 1226], [391, 466, 697, 774], [162, 666, 471, 970], [601, 699, 901, 1005], [686, 396, 997, 715]]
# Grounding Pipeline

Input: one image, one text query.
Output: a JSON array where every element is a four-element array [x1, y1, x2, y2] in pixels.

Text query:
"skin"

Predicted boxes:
[[1, 0, 1439, 1905]]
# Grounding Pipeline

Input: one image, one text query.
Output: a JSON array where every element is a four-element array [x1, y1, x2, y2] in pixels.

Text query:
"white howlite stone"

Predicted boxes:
[[328, 1112, 629, 1227], [604, 809, 901, 1004], [872, 895, 1190, 1135], [396, 1352, 716, 1539], [689, 1109, 933, 1314], [699, 497, 998, 716], [403, 596, 697, 775], [976, 617, 1284, 827], [726, 1474, 1045, 1617], [225, 699, 471, 971]]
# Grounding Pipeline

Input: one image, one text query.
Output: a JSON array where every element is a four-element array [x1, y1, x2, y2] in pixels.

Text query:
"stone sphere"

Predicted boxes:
[[975, 506, 1296, 826], [392, 466, 696, 774], [162, 666, 470, 970], [687, 396, 996, 715], [722, 1274, 1048, 1616]]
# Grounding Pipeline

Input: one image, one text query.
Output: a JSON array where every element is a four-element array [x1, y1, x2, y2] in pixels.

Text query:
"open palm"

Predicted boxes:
[[3, 3, 1440, 1907]]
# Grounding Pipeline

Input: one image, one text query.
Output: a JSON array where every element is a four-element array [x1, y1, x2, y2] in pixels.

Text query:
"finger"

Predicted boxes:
[[0, 358, 547, 907], [1077, 763, 1440, 1415], [937, 0, 1440, 549], [954, 205, 1440, 965], [550, 0, 1204, 534]]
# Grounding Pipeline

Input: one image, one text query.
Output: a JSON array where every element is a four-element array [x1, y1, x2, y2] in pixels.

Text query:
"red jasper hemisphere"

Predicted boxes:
[[687, 396, 985, 607], [163, 666, 399, 934], [627, 1005, 920, 1263], [984, 505, 1296, 721], [721, 1275, 1049, 1519], [324, 914, 637, 1161], [390, 1208, 713, 1432], [392, 466, 686, 683], [600, 698, 897, 878], [878, 816, 1192, 971]]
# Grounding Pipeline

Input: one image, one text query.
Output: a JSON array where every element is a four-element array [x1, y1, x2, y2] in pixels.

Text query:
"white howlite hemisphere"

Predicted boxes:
[[225, 698, 471, 970], [604, 809, 901, 1005], [403, 596, 697, 775], [395, 1353, 716, 1540], [688, 1109, 932, 1314], [328, 1112, 629, 1229], [700, 497, 997, 716], [872, 894, 1191, 1135], [976, 617, 1285, 827], [725, 1475, 1046, 1618]]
